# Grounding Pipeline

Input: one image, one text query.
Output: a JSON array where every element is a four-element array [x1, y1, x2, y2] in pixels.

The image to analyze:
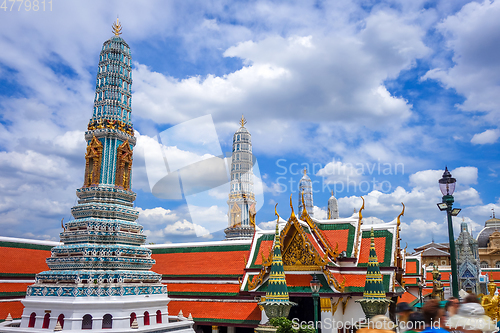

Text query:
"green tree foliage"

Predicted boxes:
[[269, 317, 315, 333]]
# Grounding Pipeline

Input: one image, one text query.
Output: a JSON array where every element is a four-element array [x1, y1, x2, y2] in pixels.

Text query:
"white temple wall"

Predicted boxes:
[[20, 295, 170, 330]]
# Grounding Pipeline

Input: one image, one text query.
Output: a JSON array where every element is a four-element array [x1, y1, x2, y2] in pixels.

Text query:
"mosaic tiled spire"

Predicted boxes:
[[298, 168, 313, 217], [356, 228, 391, 319], [258, 217, 296, 319], [225, 115, 256, 240], [25, 22, 165, 301], [265, 222, 290, 302], [363, 228, 386, 300], [328, 190, 339, 219]]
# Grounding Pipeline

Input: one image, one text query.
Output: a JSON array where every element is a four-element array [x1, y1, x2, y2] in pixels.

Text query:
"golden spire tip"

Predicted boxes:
[[240, 115, 247, 127], [112, 18, 122, 36]]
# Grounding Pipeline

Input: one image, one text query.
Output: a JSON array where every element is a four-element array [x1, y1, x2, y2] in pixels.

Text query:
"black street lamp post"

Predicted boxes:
[[310, 274, 321, 333], [437, 167, 461, 298]]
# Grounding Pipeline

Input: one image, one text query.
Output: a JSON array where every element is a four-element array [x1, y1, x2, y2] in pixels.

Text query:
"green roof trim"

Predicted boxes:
[[0, 317, 22, 323], [152, 244, 250, 254], [316, 223, 356, 257], [162, 274, 241, 278], [357, 229, 393, 267], [249, 233, 274, 269], [168, 291, 240, 297], [0, 291, 26, 297], [0, 273, 36, 278], [193, 318, 260, 326], [0, 241, 53, 251]]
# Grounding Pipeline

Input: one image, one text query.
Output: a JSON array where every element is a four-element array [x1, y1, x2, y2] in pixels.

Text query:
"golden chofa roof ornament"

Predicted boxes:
[[112, 18, 122, 36], [240, 115, 247, 127]]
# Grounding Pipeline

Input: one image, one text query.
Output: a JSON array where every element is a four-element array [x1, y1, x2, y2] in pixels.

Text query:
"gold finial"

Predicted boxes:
[[112, 18, 122, 36], [290, 194, 295, 219], [240, 115, 247, 127], [301, 191, 307, 215], [331, 190, 334, 196], [358, 196, 365, 221], [397, 203, 405, 226], [275, 203, 280, 222], [303, 167, 307, 175], [60, 218, 64, 230]]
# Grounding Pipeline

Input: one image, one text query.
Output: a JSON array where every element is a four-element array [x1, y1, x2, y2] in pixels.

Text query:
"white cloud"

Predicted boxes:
[[258, 219, 277, 230], [313, 206, 327, 219], [316, 161, 364, 184], [423, 0, 500, 114], [402, 219, 447, 246], [471, 129, 500, 145], [164, 220, 212, 238]]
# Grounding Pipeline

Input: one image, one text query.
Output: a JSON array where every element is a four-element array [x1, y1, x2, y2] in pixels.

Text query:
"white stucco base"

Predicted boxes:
[[2, 294, 194, 333]]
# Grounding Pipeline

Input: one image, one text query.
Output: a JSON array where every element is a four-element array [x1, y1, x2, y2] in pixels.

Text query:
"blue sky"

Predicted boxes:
[[0, 0, 499, 250]]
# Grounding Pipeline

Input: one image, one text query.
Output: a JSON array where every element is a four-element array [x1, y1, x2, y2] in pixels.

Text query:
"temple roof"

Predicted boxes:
[[413, 241, 449, 252], [416, 247, 450, 257], [477, 227, 500, 248]]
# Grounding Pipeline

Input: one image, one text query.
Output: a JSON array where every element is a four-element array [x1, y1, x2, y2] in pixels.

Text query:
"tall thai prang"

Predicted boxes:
[[258, 205, 296, 319], [16, 20, 194, 333], [298, 168, 313, 217], [225, 115, 256, 240], [356, 228, 392, 319]]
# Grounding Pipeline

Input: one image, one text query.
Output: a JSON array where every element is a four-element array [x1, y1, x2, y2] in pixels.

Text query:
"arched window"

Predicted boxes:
[[144, 311, 150, 326], [428, 262, 434, 267], [236, 154, 239, 160], [57, 314, 65, 329], [102, 314, 112, 329], [82, 314, 92, 330], [481, 261, 489, 268], [130, 313, 136, 327], [495, 261, 500, 269], [29, 313, 36, 328], [156, 310, 162, 324], [42, 313, 50, 329], [237, 144, 240, 151]]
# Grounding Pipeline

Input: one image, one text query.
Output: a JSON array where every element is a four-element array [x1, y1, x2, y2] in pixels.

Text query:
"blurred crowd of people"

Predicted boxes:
[[357, 294, 498, 333]]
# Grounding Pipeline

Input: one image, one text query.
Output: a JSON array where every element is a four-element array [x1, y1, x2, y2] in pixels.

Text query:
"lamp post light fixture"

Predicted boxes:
[[310, 274, 321, 333], [437, 167, 460, 298]]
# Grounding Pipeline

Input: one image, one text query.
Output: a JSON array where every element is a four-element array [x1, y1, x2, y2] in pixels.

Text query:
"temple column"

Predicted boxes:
[[320, 298, 333, 333]]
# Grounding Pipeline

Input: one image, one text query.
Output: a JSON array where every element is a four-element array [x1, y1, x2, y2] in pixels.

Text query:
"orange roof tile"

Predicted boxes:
[[358, 237, 386, 264], [321, 229, 350, 253], [286, 274, 314, 287], [342, 274, 366, 287], [168, 300, 260, 324], [406, 261, 417, 274], [0, 301, 24, 320], [153, 251, 248, 276], [398, 291, 417, 304], [167, 283, 240, 294], [0, 283, 31, 293], [253, 240, 273, 266], [0, 247, 50, 274]]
